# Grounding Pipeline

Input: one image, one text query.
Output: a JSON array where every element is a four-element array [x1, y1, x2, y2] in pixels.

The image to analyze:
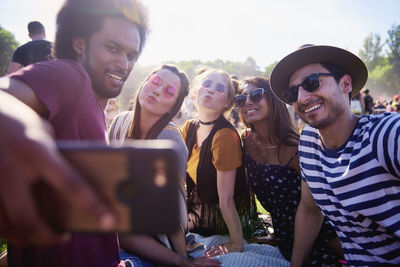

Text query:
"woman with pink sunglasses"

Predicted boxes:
[[109, 65, 220, 267]]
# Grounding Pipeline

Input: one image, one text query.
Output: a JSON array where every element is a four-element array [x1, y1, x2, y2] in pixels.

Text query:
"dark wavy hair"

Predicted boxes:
[[320, 62, 352, 102], [239, 76, 299, 147], [128, 65, 190, 139], [54, 0, 149, 60]]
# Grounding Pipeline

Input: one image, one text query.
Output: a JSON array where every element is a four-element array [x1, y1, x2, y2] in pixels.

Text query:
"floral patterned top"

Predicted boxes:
[[243, 149, 339, 266]]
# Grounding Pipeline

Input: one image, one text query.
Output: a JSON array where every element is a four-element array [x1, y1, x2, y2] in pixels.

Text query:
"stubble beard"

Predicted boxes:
[[300, 89, 346, 130], [83, 54, 123, 100]]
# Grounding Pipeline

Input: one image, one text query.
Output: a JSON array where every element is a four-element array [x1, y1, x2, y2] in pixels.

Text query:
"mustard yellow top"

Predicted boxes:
[[182, 121, 242, 184]]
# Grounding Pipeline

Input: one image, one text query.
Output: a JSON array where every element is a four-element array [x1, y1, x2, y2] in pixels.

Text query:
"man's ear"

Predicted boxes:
[[340, 74, 352, 95], [72, 37, 87, 57]]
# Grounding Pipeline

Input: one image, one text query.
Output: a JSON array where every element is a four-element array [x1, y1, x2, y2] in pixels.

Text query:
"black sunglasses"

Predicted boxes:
[[283, 73, 341, 104], [234, 88, 266, 107]]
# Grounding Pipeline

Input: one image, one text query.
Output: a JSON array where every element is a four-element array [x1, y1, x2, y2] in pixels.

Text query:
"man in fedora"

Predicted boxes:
[[270, 45, 400, 266]]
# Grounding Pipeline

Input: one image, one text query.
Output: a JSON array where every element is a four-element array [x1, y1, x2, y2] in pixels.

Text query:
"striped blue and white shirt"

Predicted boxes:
[[299, 113, 400, 266]]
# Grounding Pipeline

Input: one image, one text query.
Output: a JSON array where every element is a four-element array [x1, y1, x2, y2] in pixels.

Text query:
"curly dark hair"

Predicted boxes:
[[54, 0, 149, 60]]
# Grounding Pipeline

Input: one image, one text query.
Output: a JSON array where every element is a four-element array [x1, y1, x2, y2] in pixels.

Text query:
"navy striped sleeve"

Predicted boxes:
[[371, 113, 400, 178]]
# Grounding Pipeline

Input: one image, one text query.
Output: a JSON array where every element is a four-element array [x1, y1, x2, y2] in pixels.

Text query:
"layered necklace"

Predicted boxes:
[[253, 133, 278, 157]]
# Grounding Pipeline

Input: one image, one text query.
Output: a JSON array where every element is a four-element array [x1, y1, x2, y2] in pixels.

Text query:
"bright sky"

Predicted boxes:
[[0, 0, 399, 70]]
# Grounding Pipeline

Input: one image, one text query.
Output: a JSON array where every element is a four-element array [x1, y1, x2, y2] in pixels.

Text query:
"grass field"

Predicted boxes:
[[256, 196, 268, 214], [0, 239, 5, 254]]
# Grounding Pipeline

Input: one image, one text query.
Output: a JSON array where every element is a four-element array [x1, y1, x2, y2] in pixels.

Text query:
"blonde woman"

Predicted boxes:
[[183, 68, 261, 257]]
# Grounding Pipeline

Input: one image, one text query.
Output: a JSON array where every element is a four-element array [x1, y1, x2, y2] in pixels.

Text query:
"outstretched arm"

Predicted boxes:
[[290, 180, 324, 267], [206, 169, 243, 257], [0, 90, 114, 245], [0, 76, 48, 116]]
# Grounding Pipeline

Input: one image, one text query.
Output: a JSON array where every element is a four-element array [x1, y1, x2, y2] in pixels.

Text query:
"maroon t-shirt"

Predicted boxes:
[[8, 59, 120, 267]]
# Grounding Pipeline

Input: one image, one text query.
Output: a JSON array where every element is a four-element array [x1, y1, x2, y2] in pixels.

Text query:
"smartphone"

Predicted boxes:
[[33, 140, 180, 235]]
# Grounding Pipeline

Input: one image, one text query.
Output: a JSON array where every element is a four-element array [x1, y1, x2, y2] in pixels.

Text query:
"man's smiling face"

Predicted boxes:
[[82, 17, 140, 100], [290, 63, 348, 129]]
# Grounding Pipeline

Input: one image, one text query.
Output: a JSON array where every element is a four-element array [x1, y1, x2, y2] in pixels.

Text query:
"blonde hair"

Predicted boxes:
[[193, 67, 235, 113]]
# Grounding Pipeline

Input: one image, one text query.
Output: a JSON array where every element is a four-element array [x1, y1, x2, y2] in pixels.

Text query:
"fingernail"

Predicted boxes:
[[100, 213, 115, 230]]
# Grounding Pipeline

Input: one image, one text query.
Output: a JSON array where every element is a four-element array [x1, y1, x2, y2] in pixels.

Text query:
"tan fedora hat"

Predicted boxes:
[[269, 45, 368, 105]]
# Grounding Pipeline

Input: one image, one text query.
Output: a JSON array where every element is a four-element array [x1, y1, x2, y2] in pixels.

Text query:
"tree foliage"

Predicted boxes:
[[168, 57, 264, 80], [359, 33, 384, 71], [387, 24, 400, 75], [359, 23, 400, 98], [264, 61, 278, 78], [0, 25, 19, 76]]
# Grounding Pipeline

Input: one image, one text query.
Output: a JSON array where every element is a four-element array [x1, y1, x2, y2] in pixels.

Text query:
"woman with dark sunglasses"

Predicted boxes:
[[236, 76, 344, 266], [109, 65, 220, 267], [183, 68, 264, 258]]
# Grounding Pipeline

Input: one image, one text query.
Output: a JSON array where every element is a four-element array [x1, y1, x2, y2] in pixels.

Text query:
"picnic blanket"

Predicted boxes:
[[187, 233, 290, 267]]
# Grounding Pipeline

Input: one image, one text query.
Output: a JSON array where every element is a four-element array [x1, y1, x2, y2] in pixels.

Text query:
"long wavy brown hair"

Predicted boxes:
[[239, 76, 299, 147]]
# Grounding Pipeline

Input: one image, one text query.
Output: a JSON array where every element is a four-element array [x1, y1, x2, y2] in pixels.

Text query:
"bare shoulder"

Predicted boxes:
[[280, 144, 300, 173], [242, 133, 263, 162]]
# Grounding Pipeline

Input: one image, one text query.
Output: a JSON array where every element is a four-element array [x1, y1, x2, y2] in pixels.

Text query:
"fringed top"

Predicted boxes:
[[184, 116, 265, 239]]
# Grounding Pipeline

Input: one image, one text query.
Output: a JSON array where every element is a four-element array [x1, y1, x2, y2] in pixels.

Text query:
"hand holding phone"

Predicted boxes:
[[33, 140, 180, 234]]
